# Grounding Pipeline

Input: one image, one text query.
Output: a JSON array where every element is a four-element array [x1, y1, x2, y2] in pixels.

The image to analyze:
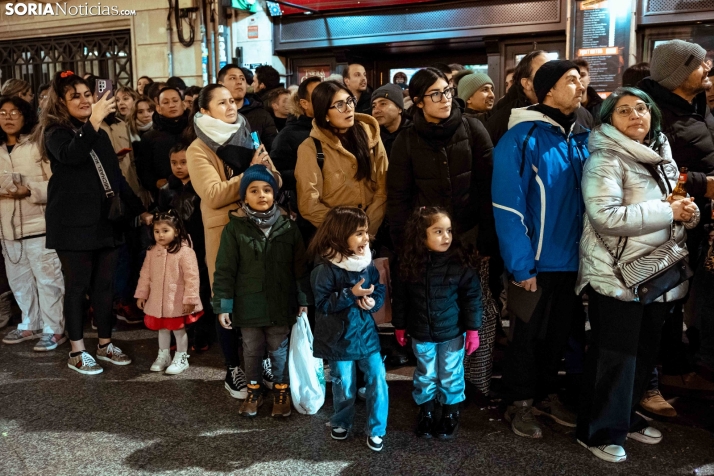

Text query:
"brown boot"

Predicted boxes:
[[639, 390, 677, 417], [239, 383, 264, 417], [271, 383, 292, 417]]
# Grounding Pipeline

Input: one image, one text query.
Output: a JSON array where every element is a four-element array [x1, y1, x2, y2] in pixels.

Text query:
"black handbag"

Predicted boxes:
[[90, 149, 126, 222]]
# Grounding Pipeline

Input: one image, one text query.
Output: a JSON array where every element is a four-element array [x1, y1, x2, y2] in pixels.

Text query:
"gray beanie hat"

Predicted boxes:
[[650, 39, 706, 90], [371, 83, 404, 110], [457, 73, 494, 102]]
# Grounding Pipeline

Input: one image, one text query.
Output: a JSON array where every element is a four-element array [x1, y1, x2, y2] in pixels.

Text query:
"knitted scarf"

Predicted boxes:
[[194, 112, 255, 179], [242, 202, 280, 233]]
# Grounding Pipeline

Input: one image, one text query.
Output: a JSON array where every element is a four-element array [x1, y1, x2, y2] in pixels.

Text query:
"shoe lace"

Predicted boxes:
[[247, 387, 262, 403], [81, 352, 97, 367], [275, 388, 289, 404], [517, 406, 536, 423], [108, 344, 125, 357], [262, 358, 274, 380], [232, 367, 247, 387]]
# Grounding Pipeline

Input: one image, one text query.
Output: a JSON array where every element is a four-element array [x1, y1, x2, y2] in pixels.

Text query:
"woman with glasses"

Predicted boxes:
[[576, 87, 699, 463], [294, 80, 388, 236], [387, 67, 496, 256], [0, 96, 66, 352], [35, 71, 150, 374]]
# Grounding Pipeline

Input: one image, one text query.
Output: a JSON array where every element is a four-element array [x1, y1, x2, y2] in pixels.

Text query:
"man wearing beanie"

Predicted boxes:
[[371, 83, 411, 158], [458, 73, 495, 120], [639, 40, 714, 396], [492, 59, 589, 439]]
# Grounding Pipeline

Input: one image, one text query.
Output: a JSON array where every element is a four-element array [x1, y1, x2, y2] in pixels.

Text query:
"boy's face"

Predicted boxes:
[[170, 151, 189, 181], [244, 180, 274, 212]]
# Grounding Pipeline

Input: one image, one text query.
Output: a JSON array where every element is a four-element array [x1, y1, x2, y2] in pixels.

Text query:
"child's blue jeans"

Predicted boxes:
[[328, 351, 388, 437], [412, 334, 466, 406]]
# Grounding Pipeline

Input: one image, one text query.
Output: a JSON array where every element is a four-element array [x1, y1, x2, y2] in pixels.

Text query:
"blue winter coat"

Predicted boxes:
[[492, 107, 590, 282], [311, 260, 385, 361]]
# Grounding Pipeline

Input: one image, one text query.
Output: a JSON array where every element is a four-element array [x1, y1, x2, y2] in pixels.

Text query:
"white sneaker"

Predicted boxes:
[[150, 349, 172, 372], [627, 426, 662, 445], [577, 439, 627, 463], [165, 351, 189, 375]]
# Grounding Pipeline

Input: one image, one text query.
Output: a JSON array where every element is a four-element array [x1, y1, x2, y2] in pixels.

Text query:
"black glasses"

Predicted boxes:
[[425, 87, 455, 103], [614, 103, 650, 117], [329, 96, 357, 113], [0, 110, 22, 119]]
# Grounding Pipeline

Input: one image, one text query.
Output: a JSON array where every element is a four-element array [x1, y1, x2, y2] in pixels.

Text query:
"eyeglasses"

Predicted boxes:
[[426, 87, 455, 103], [329, 96, 356, 113], [0, 110, 22, 119], [614, 103, 650, 117]]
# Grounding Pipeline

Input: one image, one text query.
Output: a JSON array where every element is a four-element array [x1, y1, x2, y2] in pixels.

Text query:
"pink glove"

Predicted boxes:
[[465, 330, 480, 355], [395, 329, 407, 347]]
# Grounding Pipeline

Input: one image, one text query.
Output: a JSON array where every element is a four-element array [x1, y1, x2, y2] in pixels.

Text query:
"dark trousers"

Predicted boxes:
[[58, 248, 119, 341], [501, 272, 579, 402], [576, 289, 669, 446], [242, 326, 290, 385], [217, 322, 243, 369], [660, 303, 691, 375]]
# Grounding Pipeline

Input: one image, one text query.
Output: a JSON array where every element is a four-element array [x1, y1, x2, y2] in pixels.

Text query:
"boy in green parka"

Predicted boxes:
[[213, 164, 310, 418]]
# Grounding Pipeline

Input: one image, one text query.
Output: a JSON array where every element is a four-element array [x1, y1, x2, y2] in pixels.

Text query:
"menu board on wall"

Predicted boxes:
[[298, 66, 331, 83], [571, 0, 631, 96]]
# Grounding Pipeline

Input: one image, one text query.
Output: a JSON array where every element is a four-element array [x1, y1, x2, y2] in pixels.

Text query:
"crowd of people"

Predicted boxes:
[[1, 38, 713, 459]]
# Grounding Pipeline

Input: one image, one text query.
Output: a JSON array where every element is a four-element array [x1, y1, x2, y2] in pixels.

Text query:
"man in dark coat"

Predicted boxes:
[[371, 83, 411, 158], [573, 58, 603, 124], [218, 64, 278, 152]]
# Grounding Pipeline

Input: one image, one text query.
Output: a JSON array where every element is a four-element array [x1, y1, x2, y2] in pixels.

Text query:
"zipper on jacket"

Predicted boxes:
[[426, 257, 434, 340]]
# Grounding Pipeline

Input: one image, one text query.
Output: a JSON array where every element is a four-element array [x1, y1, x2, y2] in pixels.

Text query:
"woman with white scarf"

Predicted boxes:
[[185, 83, 281, 400]]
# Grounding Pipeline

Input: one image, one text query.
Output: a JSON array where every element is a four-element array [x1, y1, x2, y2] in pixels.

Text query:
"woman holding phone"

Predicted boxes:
[[185, 83, 281, 399], [35, 71, 150, 375], [0, 96, 66, 352]]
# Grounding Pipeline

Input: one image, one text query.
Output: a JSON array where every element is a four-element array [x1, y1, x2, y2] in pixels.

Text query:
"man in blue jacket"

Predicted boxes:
[[492, 60, 589, 439]]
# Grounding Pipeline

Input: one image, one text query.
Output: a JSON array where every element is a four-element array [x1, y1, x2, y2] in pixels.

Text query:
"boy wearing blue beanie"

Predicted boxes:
[[213, 164, 311, 418]]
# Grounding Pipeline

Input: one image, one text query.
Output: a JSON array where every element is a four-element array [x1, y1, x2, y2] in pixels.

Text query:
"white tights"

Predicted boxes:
[[158, 328, 188, 353]]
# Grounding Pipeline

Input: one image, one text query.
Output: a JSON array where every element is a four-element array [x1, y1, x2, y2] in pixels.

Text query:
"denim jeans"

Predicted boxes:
[[412, 334, 466, 406], [329, 352, 389, 437], [241, 326, 290, 385]]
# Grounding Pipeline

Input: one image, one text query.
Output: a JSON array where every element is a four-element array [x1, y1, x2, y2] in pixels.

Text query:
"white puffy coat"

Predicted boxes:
[[576, 124, 699, 302]]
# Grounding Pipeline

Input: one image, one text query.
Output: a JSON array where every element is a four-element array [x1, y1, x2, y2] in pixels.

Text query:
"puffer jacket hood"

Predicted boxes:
[[577, 124, 698, 302]]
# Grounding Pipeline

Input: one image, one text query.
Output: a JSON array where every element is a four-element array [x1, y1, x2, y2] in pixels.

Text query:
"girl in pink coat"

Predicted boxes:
[[135, 211, 203, 374]]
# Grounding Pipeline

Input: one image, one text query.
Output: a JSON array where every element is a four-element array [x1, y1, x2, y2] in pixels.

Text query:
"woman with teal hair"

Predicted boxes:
[[575, 87, 700, 463]]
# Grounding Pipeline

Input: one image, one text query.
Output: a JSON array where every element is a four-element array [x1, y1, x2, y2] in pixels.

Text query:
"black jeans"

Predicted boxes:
[[576, 289, 669, 447], [217, 322, 244, 369], [58, 248, 119, 341], [502, 272, 580, 402], [242, 326, 290, 385]]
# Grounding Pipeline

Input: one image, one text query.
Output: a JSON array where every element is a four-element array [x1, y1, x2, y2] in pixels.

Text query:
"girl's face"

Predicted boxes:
[[170, 151, 189, 182], [244, 180, 274, 212], [136, 100, 154, 125], [347, 225, 370, 256], [154, 222, 177, 248], [137, 78, 151, 95], [201, 88, 237, 124], [326, 89, 355, 133], [0, 102, 24, 137], [116, 92, 135, 116], [63, 84, 94, 122], [425, 214, 452, 252], [417, 78, 452, 123]]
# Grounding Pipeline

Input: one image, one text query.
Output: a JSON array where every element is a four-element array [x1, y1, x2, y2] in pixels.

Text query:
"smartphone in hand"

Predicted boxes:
[[96, 78, 114, 100], [250, 131, 260, 150]]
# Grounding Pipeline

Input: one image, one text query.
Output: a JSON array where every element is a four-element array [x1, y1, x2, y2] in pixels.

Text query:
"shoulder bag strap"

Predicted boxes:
[[89, 149, 115, 198], [312, 137, 324, 171]]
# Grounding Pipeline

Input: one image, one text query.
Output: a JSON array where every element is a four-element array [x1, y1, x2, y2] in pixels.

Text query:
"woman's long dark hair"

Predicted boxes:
[[182, 83, 231, 144], [399, 206, 476, 282], [0, 96, 38, 144], [311, 80, 373, 182], [150, 209, 190, 254], [31, 71, 89, 160], [307, 206, 370, 262]]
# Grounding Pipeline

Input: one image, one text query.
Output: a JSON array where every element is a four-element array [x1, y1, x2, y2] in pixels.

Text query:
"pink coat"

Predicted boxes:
[[135, 244, 203, 318]]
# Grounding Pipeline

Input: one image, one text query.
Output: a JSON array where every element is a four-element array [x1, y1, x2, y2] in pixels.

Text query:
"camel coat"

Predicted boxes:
[[185, 137, 281, 287], [99, 119, 152, 207], [294, 113, 388, 235]]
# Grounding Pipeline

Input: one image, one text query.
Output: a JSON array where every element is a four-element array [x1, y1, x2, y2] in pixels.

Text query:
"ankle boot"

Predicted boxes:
[[416, 400, 436, 438], [434, 404, 460, 440]]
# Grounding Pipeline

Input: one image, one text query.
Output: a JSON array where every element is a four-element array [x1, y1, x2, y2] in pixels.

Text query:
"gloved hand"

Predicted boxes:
[[465, 330, 480, 355], [394, 329, 407, 347]]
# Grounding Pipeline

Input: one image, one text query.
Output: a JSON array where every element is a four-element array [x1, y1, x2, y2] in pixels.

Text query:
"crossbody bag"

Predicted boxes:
[[90, 149, 126, 222]]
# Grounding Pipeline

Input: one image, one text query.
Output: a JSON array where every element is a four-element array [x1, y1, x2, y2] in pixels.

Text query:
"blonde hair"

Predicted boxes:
[[127, 96, 156, 136], [1, 78, 31, 98]]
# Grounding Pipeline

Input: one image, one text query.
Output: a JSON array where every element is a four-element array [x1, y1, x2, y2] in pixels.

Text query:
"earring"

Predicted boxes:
[[326, 118, 330, 122]]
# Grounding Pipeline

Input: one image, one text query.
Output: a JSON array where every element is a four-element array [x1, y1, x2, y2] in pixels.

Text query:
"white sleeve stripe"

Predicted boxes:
[[493, 202, 531, 239]]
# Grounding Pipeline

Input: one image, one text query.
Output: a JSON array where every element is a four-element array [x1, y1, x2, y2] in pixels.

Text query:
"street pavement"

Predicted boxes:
[[1, 322, 713, 476]]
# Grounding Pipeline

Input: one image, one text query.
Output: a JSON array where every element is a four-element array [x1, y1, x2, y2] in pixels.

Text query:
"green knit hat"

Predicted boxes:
[[457, 73, 494, 102]]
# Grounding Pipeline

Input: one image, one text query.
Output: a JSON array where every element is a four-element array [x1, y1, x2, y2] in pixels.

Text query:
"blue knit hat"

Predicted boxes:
[[239, 164, 279, 200]]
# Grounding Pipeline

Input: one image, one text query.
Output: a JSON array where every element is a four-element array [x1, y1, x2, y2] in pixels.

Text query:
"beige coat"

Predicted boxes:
[[100, 119, 152, 207], [185, 137, 281, 286], [294, 113, 388, 235], [0, 136, 51, 240]]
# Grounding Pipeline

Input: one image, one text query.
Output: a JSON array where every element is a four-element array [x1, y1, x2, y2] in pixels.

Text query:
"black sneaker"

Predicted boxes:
[[262, 358, 274, 390], [331, 426, 348, 440], [434, 404, 460, 440], [366, 435, 383, 452], [224, 366, 248, 399], [416, 401, 435, 438]]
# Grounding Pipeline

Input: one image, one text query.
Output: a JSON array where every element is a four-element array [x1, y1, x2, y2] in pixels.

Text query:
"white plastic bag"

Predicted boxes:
[[289, 312, 326, 415]]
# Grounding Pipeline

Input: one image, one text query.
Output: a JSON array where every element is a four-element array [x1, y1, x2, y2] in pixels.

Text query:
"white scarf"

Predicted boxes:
[[194, 112, 243, 146], [138, 121, 153, 132], [329, 246, 373, 272]]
